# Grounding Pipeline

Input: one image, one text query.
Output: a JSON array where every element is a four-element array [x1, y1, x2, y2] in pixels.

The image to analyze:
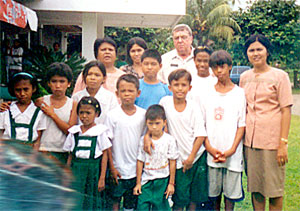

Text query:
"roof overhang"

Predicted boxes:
[[24, 0, 186, 28], [0, 0, 38, 31]]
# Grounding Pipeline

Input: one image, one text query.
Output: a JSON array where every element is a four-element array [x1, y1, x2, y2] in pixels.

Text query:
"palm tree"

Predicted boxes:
[[181, 0, 241, 46]]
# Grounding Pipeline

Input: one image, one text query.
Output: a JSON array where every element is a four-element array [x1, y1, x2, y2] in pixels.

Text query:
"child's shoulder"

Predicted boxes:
[[68, 125, 81, 134], [159, 95, 172, 105]]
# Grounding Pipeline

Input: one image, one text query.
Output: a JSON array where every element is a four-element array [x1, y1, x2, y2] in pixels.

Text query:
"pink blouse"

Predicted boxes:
[[240, 67, 293, 150]]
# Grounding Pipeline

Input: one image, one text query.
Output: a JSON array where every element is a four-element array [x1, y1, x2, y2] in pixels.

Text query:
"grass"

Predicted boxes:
[[292, 88, 300, 95], [233, 115, 300, 210]]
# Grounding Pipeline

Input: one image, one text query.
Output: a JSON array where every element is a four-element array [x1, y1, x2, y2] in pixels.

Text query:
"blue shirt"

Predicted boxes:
[[135, 79, 172, 109]]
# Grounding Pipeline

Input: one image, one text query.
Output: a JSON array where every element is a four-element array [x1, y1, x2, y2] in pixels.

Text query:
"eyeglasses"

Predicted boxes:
[[197, 46, 209, 50], [173, 35, 190, 42]]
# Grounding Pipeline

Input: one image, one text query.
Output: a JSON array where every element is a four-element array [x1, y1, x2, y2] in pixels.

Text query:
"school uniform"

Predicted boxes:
[[72, 87, 118, 124], [159, 96, 208, 207], [0, 101, 46, 143], [63, 124, 112, 210], [136, 132, 179, 210], [105, 105, 146, 209]]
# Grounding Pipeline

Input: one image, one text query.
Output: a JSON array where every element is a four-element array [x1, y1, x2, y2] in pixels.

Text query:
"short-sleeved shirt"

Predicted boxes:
[[188, 74, 217, 104], [201, 86, 246, 172], [105, 105, 146, 179], [159, 96, 207, 169], [39, 95, 74, 152], [135, 79, 172, 109], [240, 67, 293, 150], [0, 101, 46, 141], [72, 87, 118, 124], [63, 124, 112, 159], [137, 132, 179, 185], [158, 48, 197, 84]]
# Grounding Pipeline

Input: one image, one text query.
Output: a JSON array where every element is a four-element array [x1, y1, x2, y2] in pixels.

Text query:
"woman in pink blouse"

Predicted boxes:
[[240, 34, 293, 210]]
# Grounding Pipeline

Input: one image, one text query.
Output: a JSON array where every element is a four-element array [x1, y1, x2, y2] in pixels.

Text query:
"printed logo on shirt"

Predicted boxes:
[[214, 107, 224, 120], [170, 64, 178, 67]]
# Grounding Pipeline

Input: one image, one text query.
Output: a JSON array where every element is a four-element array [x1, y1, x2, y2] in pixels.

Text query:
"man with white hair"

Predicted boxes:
[[158, 24, 197, 84]]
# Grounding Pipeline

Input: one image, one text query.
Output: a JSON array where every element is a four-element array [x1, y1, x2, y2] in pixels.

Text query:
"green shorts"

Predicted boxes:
[[107, 177, 137, 209], [137, 177, 171, 211], [172, 151, 209, 208]]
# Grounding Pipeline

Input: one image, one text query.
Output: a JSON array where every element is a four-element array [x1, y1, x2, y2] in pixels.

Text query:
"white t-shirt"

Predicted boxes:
[[158, 48, 197, 84], [0, 101, 46, 141], [105, 105, 146, 179], [200, 86, 246, 172], [137, 132, 179, 185], [63, 124, 112, 159], [39, 95, 73, 152], [188, 74, 218, 106], [159, 96, 207, 169], [72, 87, 118, 124]]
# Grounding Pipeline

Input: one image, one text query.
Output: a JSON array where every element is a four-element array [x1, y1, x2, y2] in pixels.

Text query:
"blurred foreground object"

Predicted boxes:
[[0, 139, 79, 210]]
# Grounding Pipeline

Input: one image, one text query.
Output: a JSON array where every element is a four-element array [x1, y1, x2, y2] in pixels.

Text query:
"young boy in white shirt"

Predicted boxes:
[[134, 104, 178, 210], [146, 69, 208, 210], [202, 50, 246, 210], [105, 74, 146, 210]]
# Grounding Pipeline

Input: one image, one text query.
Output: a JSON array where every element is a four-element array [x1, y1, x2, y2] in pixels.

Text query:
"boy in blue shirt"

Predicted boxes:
[[135, 49, 172, 109]]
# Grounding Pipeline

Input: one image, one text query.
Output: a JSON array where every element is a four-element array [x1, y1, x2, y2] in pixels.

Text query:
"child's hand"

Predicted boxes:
[[223, 148, 235, 158], [98, 178, 105, 192], [133, 184, 142, 195], [182, 156, 194, 173], [111, 168, 121, 185], [144, 134, 154, 155], [33, 142, 40, 151], [0, 101, 11, 112], [165, 183, 175, 199], [40, 102, 55, 118]]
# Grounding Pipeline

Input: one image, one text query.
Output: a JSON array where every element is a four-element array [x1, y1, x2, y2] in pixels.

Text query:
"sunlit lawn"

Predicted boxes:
[[234, 115, 300, 210]]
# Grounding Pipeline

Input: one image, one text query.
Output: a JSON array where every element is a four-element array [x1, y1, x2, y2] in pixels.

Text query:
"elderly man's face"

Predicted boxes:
[[173, 29, 193, 56]]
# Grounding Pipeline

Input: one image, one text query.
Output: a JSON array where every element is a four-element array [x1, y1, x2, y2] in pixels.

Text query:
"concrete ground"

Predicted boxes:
[[292, 94, 300, 116]]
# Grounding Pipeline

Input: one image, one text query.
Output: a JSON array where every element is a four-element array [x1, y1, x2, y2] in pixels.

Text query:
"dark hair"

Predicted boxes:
[[94, 37, 118, 59], [8, 72, 38, 97], [53, 42, 60, 48], [141, 49, 162, 64], [82, 60, 106, 83], [126, 37, 148, 65], [244, 34, 273, 63], [168, 69, 192, 85], [46, 62, 73, 82], [146, 104, 166, 120], [116, 74, 139, 90], [209, 50, 232, 68], [77, 96, 101, 117], [193, 45, 213, 57]]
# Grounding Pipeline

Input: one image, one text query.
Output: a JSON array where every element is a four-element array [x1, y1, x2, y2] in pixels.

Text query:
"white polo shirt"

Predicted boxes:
[[158, 48, 197, 84]]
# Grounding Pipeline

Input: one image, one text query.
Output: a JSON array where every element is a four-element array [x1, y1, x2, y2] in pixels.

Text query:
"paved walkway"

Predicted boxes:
[[292, 94, 300, 116]]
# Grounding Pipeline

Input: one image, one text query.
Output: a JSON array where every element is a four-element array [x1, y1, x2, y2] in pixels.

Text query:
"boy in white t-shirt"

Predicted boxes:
[[146, 69, 208, 210], [134, 104, 178, 210], [105, 74, 146, 210], [202, 50, 246, 210]]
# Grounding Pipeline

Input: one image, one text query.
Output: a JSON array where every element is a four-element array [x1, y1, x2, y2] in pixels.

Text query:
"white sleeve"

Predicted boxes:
[[192, 102, 207, 137], [136, 138, 146, 162], [97, 130, 112, 151], [63, 133, 75, 152], [109, 94, 119, 111], [36, 111, 47, 131], [167, 136, 179, 160], [238, 91, 247, 128], [104, 113, 115, 141], [0, 112, 5, 130]]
